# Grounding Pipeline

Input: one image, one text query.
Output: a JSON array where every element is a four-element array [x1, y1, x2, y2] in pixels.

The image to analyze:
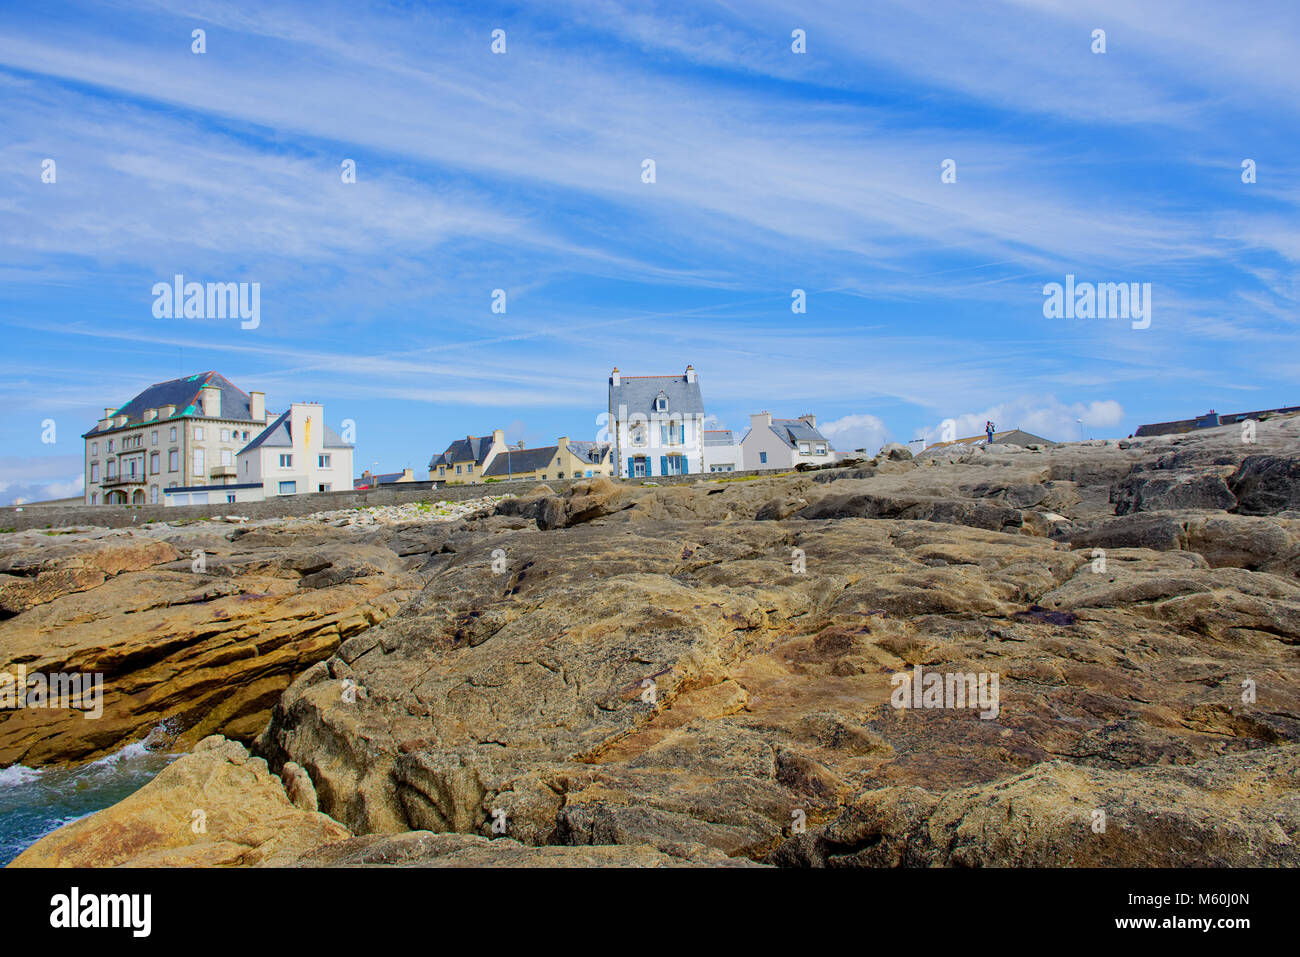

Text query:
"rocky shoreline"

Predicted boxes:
[[4, 424, 1299, 867]]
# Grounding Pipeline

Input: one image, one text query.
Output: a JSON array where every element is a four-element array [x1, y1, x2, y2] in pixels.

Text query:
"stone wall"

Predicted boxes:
[[0, 467, 795, 532]]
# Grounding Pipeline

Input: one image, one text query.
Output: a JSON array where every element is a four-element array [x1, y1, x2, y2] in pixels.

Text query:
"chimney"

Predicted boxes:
[[200, 385, 221, 418], [685, 364, 696, 383], [493, 428, 505, 446], [798, 413, 817, 428], [557, 435, 569, 450], [144, 408, 157, 422], [103, 408, 114, 419], [751, 411, 772, 430], [249, 391, 265, 422], [610, 366, 621, 387], [401, 468, 413, 481]]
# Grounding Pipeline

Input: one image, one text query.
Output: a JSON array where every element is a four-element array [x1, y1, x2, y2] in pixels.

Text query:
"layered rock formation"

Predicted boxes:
[[9, 416, 1300, 866], [0, 503, 502, 766]]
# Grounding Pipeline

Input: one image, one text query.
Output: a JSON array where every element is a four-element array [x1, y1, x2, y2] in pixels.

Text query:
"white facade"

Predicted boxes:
[[236, 402, 353, 499], [165, 483, 265, 506], [702, 430, 743, 473], [741, 412, 838, 470], [608, 366, 708, 478]]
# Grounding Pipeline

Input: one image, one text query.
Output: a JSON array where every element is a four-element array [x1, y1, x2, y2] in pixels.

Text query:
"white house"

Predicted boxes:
[[235, 402, 353, 499], [608, 366, 707, 478], [741, 412, 838, 470], [702, 429, 743, 473]]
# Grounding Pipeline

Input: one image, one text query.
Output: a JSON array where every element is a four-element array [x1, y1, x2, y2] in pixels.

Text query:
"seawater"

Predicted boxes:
[[0, 741, 179, 865]]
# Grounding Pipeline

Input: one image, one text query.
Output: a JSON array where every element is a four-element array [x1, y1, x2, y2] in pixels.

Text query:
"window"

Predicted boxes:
[[278, 481, 297, 495], [128, 458, 138, 478], [467, 464, 474, 474], [318, 483, 331, 492], [221, 449, 233, 466], [107, 439, 114, 452], [90, 463, 99, 482], [318, 454, 331, 468], [91, 492, 98, 504], [220, 429, 230, 442], [456, 465, 462, 474], [106, 461, 116, 479], [192, 448, 205, 476], [799, 443, 810, 455], [815, 445, 827, 455], [169, 427, 177, 441], [150, 452, 159, 474], [193, 426, 204, 440], [243, 460, 248, 474], [759, 452, 767, 464], [227, 493, 237, 503], [665, 456, 685, 475], [633, 457, 647, 477], [169, 450, 178, 471], [558, 472, 564, 479], [660, 423, 684, 446], [150, 485, 158, 504], [631, 427, 646, 446], [439, 466, 446, 476], [655, 395, 667, 411], [151, 431, 158, 445], [91, 442, 98, 456], [279, 454, 292, 468]]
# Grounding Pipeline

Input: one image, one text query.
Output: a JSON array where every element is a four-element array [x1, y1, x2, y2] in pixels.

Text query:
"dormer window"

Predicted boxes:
[[654, 393, 668, 412]]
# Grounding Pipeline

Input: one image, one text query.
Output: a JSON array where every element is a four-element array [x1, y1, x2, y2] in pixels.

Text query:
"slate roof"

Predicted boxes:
[[768, 418, 829, 449], [610, 373, 705, 417], [566, 441, 611, 464], [482, 445, 559, 476], [238, 409, 351, 455], [429, 435, 497, 469], [83, 371, 256, 438], [703, 429, 736, 446]]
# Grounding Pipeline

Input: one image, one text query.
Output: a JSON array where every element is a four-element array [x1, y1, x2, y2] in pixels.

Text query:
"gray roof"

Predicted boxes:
[[610, 372, 705, 417], [769, 418, 828, 448], [83, 371, 257, 438], [566, 441, 611, 464], [482, 445, 559, 476], [238, 409, 351, 455], [430, 435, 496, 469], [703, 429, 735, 446]]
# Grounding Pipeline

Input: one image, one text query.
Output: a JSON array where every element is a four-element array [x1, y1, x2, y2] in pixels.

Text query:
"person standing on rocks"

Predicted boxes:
[[985, 421, 995, 445]]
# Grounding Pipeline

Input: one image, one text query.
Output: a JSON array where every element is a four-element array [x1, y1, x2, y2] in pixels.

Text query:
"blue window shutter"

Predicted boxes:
[[659, 455, 667, 475], [678, 424, 685, 444], [627, 457, 633, 477]]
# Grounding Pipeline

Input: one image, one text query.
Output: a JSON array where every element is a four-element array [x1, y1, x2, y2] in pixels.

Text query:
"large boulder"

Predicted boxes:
[[8, 736, 350, 867], [770, 747, 1300, 867], [1230, 455, 1300, 515], [1111, 468, 1237, 515]]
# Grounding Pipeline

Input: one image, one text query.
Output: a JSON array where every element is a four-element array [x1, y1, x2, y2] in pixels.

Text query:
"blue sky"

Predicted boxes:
[[2, 0, 1297, 503]]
